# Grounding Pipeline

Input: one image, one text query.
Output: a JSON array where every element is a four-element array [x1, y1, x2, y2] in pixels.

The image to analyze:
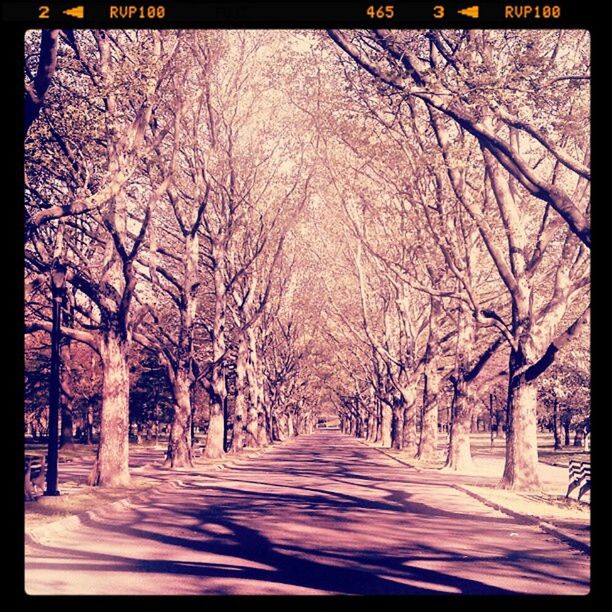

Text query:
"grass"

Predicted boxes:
[[24, 441, 251, 530], [537, 448, 590, 468], [363, 435, 591, 528], [364, 432, 590, 464], [25, 474, 161, 530], [466, 433, 590, 468], [24, 440, 169, 530], [25, 438, 173, 461], [461, 483, 590, 526]]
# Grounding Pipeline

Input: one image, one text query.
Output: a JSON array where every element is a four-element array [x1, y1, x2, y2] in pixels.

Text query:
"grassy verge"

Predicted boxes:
[[459, 483, 590, 526], [24, 440, 175, 464], [25, 474, 161, 530], [25, 442, 278, 531], [538, 449, 590, 468]]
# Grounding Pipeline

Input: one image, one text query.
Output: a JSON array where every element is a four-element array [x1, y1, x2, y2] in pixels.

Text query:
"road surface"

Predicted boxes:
[[25, 432, 589, 595]]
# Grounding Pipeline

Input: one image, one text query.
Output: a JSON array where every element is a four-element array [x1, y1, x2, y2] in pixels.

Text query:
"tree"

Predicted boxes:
[[328, 29, 590, 247], [26, 30, 180, 486], [327, 29, 590, 490], [25, 29, 61, 135]]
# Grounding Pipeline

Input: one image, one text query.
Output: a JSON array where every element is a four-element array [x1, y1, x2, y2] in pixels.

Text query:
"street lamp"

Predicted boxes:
[[45, 259, 66, 496]]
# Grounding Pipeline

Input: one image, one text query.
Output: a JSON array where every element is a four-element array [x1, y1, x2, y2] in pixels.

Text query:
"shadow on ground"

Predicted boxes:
[[25, 433, 590, 595]]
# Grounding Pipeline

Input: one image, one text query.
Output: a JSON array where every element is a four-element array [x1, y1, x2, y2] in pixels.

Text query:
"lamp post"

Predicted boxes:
[[46, 259, 66, 496]]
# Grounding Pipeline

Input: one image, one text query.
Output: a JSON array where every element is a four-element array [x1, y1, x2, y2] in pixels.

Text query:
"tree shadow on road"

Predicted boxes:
[[26, 506, 520, 595], [26, 481, 588, 595], [25, 434, 590, 595]]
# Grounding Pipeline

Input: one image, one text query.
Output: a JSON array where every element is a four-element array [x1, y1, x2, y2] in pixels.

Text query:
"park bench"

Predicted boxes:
[[24, 454, 46, 501], [566, 459, 590, 501]]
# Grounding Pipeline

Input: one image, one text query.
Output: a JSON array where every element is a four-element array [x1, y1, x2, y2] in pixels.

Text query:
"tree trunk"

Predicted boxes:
[[380, 404, 392, 447], [60, 404, 74, 448], [205, 404, 225, 459], [258, 409, 271, 445], [273, 400, 284, 441], [287, 412, 294, 438], [85, 404, 94, 445], [204, 242, 227, 459], [59, 337, 75, 448], [88, 329, 130, 487], [553, 397, 562, 450], [367, 415, 375, 441], [245, 405, 259, 447], [401, 385, 418, 456], [165, 371, 193, 467], [574, 425, 585, 447], [232, 415, 244, 452], [500, 353, 541, 490], [390, 402, 403, 449], [563, 414, 571, 446], [445, 378, 474, 471], [166, 228, 200, 466], [374, 401, 382, 443], [245, 327, 264, 448], [446, 308, 474, 471], [257, 370, 270, 446], [204, 371, 227, 459], [232, 333, 249, 452], [418, 295, 443, 461], [273, 414, 283, 440], [418, 369, 440, 462], [357, 410, 366, 438]]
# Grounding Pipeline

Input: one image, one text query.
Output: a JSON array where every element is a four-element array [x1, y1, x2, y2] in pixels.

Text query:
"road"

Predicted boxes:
[[25, 432, 589, 595]]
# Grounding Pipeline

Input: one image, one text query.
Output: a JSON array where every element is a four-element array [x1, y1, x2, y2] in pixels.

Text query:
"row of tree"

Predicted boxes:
[[24, 29, 590, 492], [318, 29, 590, 489], [24, 30, 321, 486]]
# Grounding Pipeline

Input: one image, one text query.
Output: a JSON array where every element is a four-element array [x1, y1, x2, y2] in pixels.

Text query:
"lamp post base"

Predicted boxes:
[[44, 490, 61, 496]]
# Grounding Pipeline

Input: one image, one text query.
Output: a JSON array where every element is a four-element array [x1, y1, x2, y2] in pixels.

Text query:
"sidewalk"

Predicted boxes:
[[359, 438, 590, 554]]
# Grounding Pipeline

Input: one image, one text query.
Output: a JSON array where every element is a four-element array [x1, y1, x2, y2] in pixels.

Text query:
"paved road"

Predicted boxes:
[[25, 432, 589, 595]]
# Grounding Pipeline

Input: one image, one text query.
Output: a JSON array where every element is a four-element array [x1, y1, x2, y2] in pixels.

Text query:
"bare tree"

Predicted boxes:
[[26, 30, 179, 486]]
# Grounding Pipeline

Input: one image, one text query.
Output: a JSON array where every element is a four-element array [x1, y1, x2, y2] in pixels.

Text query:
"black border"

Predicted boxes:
[[6, 1, 597, 607]]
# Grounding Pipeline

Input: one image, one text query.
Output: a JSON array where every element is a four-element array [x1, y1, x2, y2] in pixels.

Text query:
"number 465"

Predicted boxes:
[[367, 5, 395, 19]]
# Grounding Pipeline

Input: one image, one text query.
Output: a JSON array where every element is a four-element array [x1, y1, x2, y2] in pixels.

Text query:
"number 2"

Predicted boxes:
[[38, 5, 50, 18]]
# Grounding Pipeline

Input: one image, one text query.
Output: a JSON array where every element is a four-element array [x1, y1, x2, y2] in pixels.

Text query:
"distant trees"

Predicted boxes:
[[538, 345, 590, 448]]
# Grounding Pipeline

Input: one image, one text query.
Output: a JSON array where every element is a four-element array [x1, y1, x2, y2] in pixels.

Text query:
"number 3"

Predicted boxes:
[[433, 5, 444, 18]]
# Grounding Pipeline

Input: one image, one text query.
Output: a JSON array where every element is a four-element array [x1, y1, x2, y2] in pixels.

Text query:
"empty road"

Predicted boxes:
[[25, 432, 589, 595]]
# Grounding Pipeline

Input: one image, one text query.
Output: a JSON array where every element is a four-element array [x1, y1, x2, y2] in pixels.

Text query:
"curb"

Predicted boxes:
[[25, 439, 290, 545], [452, 483, 590, 556]]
